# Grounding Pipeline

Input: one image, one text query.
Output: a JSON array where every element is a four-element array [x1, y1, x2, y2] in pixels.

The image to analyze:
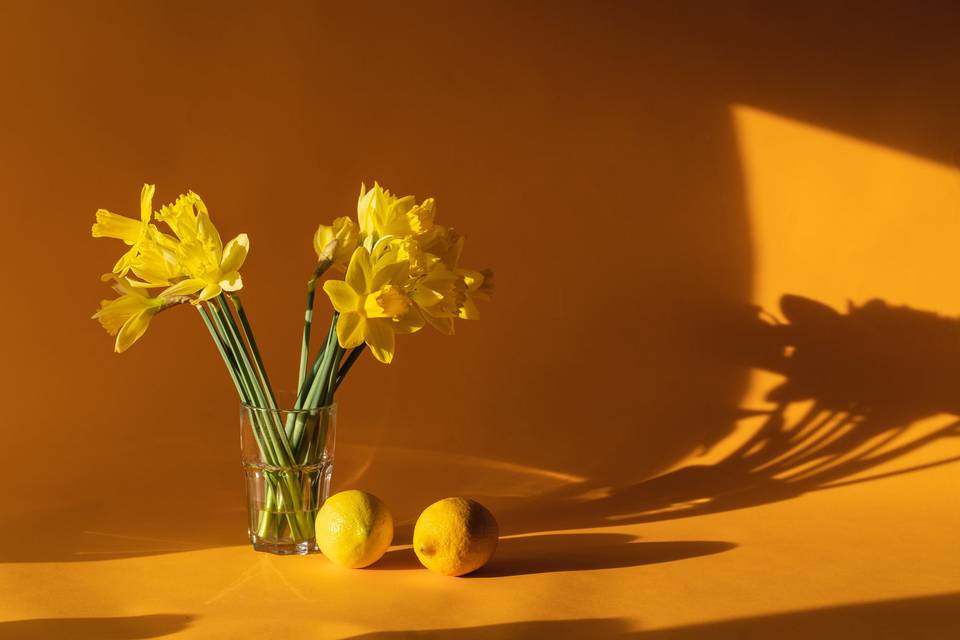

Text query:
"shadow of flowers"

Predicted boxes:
[[490, 295, 960, 535]]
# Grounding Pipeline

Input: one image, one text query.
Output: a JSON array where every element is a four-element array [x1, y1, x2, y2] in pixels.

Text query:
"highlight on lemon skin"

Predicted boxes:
[[315, 490, 394, 569], [413, 497, 499, 576]]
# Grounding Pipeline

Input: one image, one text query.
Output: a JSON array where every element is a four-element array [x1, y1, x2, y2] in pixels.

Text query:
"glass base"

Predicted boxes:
[[250, 534, 319, 556]]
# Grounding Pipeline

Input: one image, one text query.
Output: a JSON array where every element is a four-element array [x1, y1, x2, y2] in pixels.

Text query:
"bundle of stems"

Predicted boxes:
[[195, 247, 362, 541]]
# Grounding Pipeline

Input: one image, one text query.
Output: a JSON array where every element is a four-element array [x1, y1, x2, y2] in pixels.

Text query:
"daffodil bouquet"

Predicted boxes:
[[92, 183, 492, 551]]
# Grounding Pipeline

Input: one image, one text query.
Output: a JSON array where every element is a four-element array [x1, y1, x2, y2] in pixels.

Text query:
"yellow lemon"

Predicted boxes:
[[315, 490, 393, 568], [413, 497, 499, 576]]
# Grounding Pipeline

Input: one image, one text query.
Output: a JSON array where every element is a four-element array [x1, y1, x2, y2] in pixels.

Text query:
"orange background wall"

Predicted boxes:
[[1, 0, 959, 570]]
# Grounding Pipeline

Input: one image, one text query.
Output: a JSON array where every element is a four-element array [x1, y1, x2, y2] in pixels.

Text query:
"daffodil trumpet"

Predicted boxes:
[[92, 182, 493, 548]]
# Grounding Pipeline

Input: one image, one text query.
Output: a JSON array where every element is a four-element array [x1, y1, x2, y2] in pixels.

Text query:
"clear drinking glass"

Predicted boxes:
[[240, 400, 336, 555]]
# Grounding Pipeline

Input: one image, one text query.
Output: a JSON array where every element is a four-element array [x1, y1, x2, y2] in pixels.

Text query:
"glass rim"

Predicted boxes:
[[240, 400, 336, 414]]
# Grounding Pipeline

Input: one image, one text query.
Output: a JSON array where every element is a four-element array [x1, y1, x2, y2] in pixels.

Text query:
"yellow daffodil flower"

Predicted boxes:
[[357, 182, 437, 244], [417, 225, 463, 271], [93, 185, 249, 307], [322, 247, 423, 363], [154, 191, 213, 243], [91, 184, 156, 276], [314, 216, 359, 270], [154, 192, 249, 302], [409, 268, 468, 334], [128, 226, 187, 287], [457, 268, 493, 319], [370, 224, 463, 278], [92, 276, 188, 353], [357, 186, 486, 334]]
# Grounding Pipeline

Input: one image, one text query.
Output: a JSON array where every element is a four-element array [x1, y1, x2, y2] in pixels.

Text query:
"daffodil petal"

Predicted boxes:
[[323, 280, 359, 312], [314, 224, 336, 261], [196, 282, 223, 302], [220, 234, 249, 274], [219, 271, 243, 292], [92, 210, 142, 243], [459, 295, 480, 320], [197, 206, 223, 256], [115, 308, 156, 353], [393, 304, 425, 335], [423, 313, 455, 335], [411, 286, 444, 308], [364, 319, 396, 363], [357, 182, 374, 236], [129, 278, 171, 288], [100, 274, 144, 297], [458, 269, 484, 291], [93, 298, 134, 334], [110, 245, 139, 276], [336, 312, 365, 349], [345, 247, 372, 292], [139, 184, 156, 223], [160, 278, 205, 297], [370, 259, 408, 291]]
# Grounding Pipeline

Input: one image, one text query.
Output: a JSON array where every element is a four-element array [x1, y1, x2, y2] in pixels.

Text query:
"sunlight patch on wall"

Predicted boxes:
[[732, 104, 960, 315], [677, 106, 960, 480]]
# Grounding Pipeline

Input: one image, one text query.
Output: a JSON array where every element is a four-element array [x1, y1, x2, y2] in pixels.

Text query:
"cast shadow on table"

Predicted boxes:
[[376, 533, 735, 577], [479, 295, 960, 538], [0, 614, 193, 640], [341, 592, 960, 639]]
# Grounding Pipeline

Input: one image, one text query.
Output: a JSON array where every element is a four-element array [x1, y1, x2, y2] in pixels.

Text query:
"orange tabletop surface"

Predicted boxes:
[[1, 2, 958, 638]]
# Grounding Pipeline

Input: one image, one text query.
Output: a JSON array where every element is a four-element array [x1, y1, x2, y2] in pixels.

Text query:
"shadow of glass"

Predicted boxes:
[[374, 533, 735, 576], [0, 614, 194, 640], [492, 296, 960, 535]]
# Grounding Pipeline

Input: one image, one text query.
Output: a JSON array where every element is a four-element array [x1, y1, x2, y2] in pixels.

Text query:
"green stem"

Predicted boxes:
[[334, 345, 366, 393], [318, 342, 344, 408], [229, 294, 278, 411], [209, 298, 308, 539], [199, 304, 298, 539], [298, 259, 335, 396], [207, 302, 252, 400], [283, 313, 337, 446], [197, 305, 247, 403], [215, 295, 295, 465], [294, 340, 342, 464], [204, 301, 282, 467], [228, 297, 302, 535], [207, 301, 277, 461], [299, 284, 318, 395], [292, 315, 340, 450]]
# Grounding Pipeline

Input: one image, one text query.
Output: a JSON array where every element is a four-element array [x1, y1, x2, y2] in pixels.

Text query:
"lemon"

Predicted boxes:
[[413, 497, 499, 576], [315, 490, 393, 568]]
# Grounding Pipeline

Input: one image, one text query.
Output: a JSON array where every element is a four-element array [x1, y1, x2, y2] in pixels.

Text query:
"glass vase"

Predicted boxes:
[[240, 400, 336, 555]]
